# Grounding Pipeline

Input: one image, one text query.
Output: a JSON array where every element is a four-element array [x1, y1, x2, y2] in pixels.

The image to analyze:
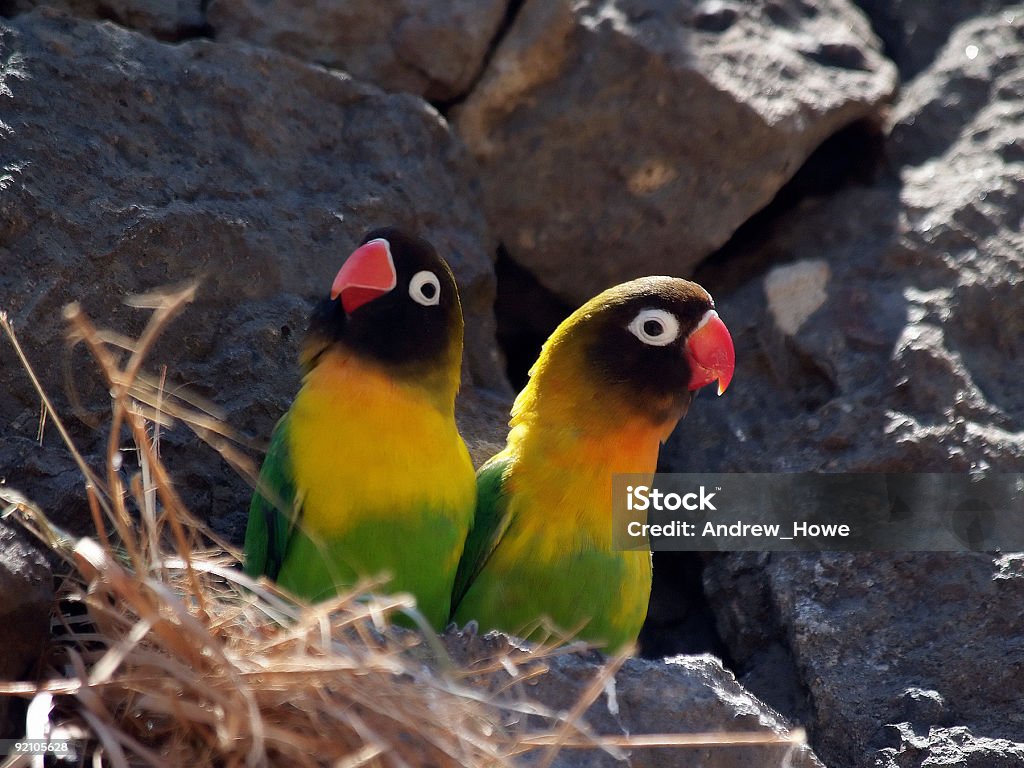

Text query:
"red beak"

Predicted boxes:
[[685, 310, 735, 395], [331, 238, 398, 313]]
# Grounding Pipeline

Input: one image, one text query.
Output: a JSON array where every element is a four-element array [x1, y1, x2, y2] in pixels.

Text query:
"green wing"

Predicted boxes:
[[450, 454, 514, 616], [243, 414, 299, 580]]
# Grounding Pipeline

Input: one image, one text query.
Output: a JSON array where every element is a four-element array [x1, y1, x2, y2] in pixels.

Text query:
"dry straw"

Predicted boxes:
[[0, 289, 804, 767]]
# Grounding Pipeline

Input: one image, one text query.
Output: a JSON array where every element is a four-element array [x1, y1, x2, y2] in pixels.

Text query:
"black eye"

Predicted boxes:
[[409, 270, 441, 306], [643, 319, 664, 337]]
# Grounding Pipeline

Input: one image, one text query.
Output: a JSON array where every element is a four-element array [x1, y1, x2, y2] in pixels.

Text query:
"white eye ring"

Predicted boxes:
[[628, 308, 681, 346], [409, 270, 441, 306]]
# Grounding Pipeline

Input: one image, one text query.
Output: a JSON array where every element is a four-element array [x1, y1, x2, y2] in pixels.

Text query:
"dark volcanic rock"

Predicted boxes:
[[662, 8, 1024, 476], [0, 11, 506, 538], [0, 521, 51, 683], [650, 7, 1024, 768], [0, 519, 51, 731], [455, 0, 897, 303], [445, 631, 824, 768], [207, 0, 509, 102], [705, 553, 1024, 768], [876, 724, 1024, 768], [3, 0, 206, 40], [853, 0, 1020, 78], [0, 516, 52, 729], [888, 8, 1024, 168]]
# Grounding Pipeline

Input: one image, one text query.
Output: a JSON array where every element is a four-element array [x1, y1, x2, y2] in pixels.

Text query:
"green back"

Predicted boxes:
[[450, 454, 513, 615], [243, 415, 298, 580], [449, 452, 652, 650], [244, 413, 471, 629]]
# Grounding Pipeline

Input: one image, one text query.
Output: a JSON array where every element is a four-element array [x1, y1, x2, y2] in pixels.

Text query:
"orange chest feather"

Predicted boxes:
[[499, 418, 665, 560]]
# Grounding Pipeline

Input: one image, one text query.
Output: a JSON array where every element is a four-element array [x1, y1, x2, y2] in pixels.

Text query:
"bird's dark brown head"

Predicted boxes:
[[523, 276, 735, 430], [302, 227, 464, 387]]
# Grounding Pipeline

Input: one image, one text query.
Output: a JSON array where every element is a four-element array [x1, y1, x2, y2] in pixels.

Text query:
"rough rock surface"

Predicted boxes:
[[0, 10, 507, 538], [0, 521, 51, 681], [652, 8, 1024, 768], [444, 631, 823, 768], [455, 0, 897, 302], [875, 724, 1024, 768], [853, 0, 1020, 77], [3, 0, 205, 39], [704, 552, 1024, 768], [662, 7, 1024, 475], [0, 519, 52, 729], [207, 0, 509, 103], [3, 1, 1024, 766]]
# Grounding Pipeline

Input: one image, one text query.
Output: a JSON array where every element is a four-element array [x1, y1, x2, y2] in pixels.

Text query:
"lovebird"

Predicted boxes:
[[244, 227, 476, 629], [450, 277, 735, 650]]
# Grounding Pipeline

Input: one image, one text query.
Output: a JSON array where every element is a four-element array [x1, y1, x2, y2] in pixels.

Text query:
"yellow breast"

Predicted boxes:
[[494, 417, 663, 564], [288, 350, 476, 538]]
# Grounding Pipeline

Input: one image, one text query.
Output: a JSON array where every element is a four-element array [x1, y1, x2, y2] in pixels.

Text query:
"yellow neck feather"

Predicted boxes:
[[288, 349, 474, 537], [496, 321, 683, 558]]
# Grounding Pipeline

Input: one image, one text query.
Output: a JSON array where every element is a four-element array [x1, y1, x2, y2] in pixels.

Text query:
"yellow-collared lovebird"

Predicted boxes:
[[450, 277, 735, 650], [244, 227, 476, 629]]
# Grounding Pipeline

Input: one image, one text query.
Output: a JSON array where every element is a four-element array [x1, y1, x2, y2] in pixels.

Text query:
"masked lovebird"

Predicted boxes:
[[244, 227, 476, 629], [450, 277, 735, 650]]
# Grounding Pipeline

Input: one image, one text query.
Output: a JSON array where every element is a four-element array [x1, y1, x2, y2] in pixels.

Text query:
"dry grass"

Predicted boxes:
[[0, 289, 805, 768]]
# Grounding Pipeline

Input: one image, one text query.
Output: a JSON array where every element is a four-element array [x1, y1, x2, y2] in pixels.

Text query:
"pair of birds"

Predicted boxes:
[[243, 227, 734, 651]]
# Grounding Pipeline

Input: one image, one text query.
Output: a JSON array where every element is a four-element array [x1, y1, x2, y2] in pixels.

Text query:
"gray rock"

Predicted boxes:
[[0, 520, 51, 732], [889, 8, 1024, 167], [207, 0, 509, 102], [661, 8, 1024, 475], [3, 0, 206, 40], [444, 631, 824, 768], [0, 11, 506, 537], [0, 521, 52, 680], [656, 9, 1024, 768], [704, 553, 1024, 768], [876, 724, 1024, 768], [456, 383, 512, 469], [455, 0, 897, 303], [853, 0, 1019, 78]]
